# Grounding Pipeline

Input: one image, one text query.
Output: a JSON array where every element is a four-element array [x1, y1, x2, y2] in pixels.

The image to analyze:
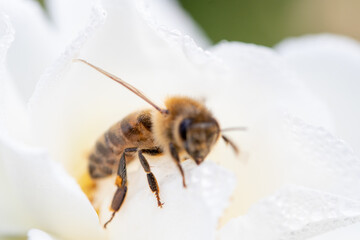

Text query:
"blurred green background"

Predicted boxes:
[[36, 0, 360, 46]]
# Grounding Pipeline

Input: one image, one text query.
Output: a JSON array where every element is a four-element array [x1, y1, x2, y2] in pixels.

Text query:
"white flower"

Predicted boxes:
[[1, 0, 360, 240]]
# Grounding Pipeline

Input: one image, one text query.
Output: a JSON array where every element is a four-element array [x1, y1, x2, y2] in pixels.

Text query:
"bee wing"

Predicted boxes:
[[74, 59, 168, 115]]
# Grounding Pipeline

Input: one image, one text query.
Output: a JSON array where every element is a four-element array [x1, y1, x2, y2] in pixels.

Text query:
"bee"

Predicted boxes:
[[74, 59, 241, 228]]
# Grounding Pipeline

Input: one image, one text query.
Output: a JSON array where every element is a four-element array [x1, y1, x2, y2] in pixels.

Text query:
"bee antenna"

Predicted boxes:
[[73, 58, 169, 115], [221, 127, 247, 132], [221, 135, 239, 155]]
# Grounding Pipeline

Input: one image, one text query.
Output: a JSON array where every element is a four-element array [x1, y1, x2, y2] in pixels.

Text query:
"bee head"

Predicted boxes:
[[178, 118, 220, 165]]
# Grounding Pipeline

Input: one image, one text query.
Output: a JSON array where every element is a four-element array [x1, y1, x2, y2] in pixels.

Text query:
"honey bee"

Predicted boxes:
[[74, 59, 241, 228]]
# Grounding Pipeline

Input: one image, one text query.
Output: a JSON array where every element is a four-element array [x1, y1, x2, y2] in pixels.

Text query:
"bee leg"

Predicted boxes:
[[169, 143, 187, 188], [104, 147, 137, 229], [138, 149, 164, 207]]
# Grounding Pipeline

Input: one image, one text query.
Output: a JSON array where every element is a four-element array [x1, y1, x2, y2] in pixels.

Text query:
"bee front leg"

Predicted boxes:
[[169, 143, 187, 188], [104, 147, 137, 229], [138, 149, 163, 207]]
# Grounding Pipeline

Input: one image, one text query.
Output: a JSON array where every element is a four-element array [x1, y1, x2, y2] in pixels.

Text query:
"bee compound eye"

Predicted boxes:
[[179, 118, 192, 140]]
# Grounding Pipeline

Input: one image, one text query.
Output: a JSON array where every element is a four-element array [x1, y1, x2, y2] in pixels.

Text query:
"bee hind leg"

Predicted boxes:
[[104, 147, 137, 229], [138, 148, 164, 207]]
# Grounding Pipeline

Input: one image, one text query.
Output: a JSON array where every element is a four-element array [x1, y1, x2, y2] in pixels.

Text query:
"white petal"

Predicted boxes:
[[218, 113, 360, 239], [0, 138, 105, 239], [309, 223, 360, 240], [217, 185, 360, 240], [209, 41, 334, 130], [0, 15, 104, 237], [96, 159, 235, 240], [47, 0, 210, 47], [28, 3, 107, 176], [135, 0, 210, 47], [276, 34, 360, 156], [0, 12, 33, 145], [0, 0, 62, 101], [28, 229, 57, 240], [282, 115, 360, 201], [46, 0, 95, 46], [206, 42, 335, 221], [205, 41, 360, 239]]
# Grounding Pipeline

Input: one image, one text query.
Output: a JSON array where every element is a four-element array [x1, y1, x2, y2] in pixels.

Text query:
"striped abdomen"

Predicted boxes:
[[89, 109, 156, 179]]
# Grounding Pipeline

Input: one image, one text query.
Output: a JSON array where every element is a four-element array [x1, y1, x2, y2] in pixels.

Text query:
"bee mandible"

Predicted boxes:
[[74, 59, 241, 228]]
